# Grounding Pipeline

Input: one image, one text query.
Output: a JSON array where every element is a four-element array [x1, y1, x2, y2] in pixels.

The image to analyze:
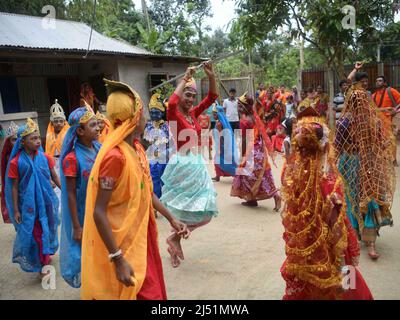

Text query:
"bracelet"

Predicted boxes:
[[108, 249, 122, 261]]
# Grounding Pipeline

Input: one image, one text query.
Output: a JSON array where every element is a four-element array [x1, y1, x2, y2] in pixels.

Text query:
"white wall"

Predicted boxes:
[[117, 59, 188, 109]]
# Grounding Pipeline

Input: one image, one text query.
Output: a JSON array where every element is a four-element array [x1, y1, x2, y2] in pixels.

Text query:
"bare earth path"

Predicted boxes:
[[1, 155, 399, 300]]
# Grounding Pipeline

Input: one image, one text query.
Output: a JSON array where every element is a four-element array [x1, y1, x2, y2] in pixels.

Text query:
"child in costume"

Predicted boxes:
[[5, 119, 60, 273], [143, 93, 174, 199], [1, 122, 18, 223], [59, 107, 101, 288]]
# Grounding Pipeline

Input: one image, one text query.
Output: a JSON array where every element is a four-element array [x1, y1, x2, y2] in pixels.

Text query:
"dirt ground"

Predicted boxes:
[[0, 154, 399, 300]]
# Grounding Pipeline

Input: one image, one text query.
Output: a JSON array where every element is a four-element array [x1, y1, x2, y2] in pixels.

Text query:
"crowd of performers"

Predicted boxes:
[[0, 60, 397, 300]]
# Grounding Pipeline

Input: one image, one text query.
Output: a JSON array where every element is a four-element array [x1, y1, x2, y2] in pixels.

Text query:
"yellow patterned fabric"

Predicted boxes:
[[20, 118, 39, 137], [281, 110, 348, 299]]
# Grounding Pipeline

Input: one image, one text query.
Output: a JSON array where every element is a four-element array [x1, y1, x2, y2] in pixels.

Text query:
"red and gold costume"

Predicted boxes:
[[281, 107, 373, 300]]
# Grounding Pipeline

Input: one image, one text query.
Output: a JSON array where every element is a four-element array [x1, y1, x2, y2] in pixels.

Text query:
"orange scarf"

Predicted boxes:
[[98, 118, 111, 144], [45, 122, 70, 156], [81, 88, 153, 300]]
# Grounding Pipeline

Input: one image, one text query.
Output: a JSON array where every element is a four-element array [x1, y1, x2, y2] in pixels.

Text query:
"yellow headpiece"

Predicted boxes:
[[50, 99, 66, 122], [149, 93, 165, 112], [78, 108, 96, 124], [238, 92, 248, 105], [20, 118, 39, 137], [95, 111, 107, 121], [296, 106, 325, 127], [104, 78, 143, 126]]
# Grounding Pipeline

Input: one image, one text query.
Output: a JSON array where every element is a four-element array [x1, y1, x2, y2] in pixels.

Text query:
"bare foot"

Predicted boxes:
[[167, 247, 180, 268], [167, 234, 184, 260], [241, 200, 258, 207], [367, 242, 380, 260], [273, 194, 282, 212]]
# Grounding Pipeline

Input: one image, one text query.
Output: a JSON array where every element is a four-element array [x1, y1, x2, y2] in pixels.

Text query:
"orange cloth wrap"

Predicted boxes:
[[45, 122, 70, 156], [81, 86, 154, 300]]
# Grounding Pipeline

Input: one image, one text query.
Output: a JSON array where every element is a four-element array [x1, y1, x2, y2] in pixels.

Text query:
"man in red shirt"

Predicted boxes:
[[372, 76, 400, 166]]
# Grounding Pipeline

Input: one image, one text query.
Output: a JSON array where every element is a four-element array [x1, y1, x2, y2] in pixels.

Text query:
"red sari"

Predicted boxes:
[[1, 137, 14, 223], [281, 172, 373, 300]]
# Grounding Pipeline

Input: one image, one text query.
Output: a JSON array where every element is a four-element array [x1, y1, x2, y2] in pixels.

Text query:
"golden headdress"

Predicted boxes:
[[149, 93, 165, 112], [50, 99, 66, 122], [5, 121, 19, 137], [20, 118, 39, 137], [95, 111, 107, 121], [296, 106, 325, 126], [238, 91, 248, 105]]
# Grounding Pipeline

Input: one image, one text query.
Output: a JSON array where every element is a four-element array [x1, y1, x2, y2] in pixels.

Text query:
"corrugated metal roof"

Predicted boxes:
[[0, 11, 153, 55]]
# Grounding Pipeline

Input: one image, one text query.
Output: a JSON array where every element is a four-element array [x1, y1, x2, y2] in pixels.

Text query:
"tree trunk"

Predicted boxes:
[[336, 46, 346, 79]]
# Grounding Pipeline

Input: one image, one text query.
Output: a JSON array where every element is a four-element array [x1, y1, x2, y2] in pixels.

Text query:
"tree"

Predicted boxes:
[[148, 0, 212, 56], [234, 0, 395, 78], [202, 28, 231, 58], [0, 0, 67, 18], [136, 23, 172, 53], [66, 0, 143, 45]]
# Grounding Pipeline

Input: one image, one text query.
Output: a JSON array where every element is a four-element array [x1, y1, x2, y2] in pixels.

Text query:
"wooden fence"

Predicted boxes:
[[302, 61, 400, 94]]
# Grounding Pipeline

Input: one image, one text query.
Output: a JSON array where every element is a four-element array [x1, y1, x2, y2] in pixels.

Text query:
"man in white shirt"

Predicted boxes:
[[333, 80, 348, 121], [223, 88, 239, 130]]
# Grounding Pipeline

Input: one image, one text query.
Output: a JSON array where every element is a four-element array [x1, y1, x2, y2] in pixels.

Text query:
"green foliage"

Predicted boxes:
[[66, 0, 142, 45], [155, 82, 175, 99], [136, 23, 172, 53], [148, 0, 212, 56], [0, 0, 67, 18], [234, 0, 395, 77]]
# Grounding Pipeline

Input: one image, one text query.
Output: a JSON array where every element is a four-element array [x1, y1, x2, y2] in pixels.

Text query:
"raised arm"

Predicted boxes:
[[347, 61, 364, 83], [192, 62, 219, 118], [167, 67, 197, 120]]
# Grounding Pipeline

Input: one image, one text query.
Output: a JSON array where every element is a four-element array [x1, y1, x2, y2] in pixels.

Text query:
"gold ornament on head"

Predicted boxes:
[[20, 118, 39, 137], [238, 92, 248, 105], [79, 107, 96, 124], [95, 111, 107, 121], [296, 107, 325, 127], [149, 93, 165, 112], [5, 121, 19, 137], [50, 99, 66, 122]]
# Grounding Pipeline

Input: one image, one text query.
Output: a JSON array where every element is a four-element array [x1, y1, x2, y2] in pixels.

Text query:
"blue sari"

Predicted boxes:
[[59, 108, 101, 288], [212, 104, 238, 176], [338, 153, 380, 236], [5, 141, 59, 272]]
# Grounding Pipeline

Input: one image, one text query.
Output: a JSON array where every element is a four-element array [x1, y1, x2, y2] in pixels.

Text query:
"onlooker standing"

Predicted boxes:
[[333, 80, 349, 121], [291, 86, 301, 108], [285, 95, 296, 119], [372, 75, 400, 166], [223, 88, 240, 130]]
